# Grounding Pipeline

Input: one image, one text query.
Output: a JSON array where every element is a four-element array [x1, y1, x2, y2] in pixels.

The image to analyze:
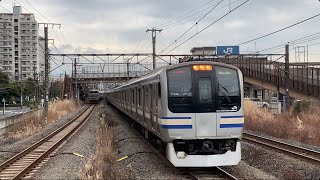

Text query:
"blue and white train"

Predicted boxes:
[[106, 61, 244, 167]]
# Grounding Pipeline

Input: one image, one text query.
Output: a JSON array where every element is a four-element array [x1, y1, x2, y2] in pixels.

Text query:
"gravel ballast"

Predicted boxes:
[[32, 104, 102, 179], [0, 106, 86, 164], [94, 104, 279, 179], [5, 101, 318, 179], [241, 135, 320, 179]]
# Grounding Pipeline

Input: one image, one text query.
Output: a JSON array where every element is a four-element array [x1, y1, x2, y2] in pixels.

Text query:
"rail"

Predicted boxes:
[[0, 105, 95, 180], [187, 167, 237, 180], [243, 132, 320, 164]]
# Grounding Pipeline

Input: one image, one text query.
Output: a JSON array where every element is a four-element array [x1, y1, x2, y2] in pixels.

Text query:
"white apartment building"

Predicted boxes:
[[0, 6, 45, 81]]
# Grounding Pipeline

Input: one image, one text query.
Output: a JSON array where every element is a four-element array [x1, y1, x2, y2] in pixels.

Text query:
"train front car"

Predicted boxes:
[[88, 90, 100, 104], [161, 62, 243, 167]]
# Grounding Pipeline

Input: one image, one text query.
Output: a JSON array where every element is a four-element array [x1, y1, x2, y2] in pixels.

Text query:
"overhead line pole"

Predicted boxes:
[[44, 25, 49, 112], [146, 28, 162, 69], [39, 23, 62, 114]]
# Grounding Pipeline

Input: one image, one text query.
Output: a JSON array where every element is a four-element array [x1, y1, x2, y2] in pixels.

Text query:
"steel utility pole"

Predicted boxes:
[[74, 58, 78, 102], [285, 44, 290, 109], [39, 23, 61, 114], [146, 28, 162, 69], [44, 26, 49, 112]]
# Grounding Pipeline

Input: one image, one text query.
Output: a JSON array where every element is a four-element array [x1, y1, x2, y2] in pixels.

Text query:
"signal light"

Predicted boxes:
[[192, 65, 213, 71]]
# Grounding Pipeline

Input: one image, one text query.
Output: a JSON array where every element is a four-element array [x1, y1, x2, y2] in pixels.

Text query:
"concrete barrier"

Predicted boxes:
[[0, 109, 42, 136]]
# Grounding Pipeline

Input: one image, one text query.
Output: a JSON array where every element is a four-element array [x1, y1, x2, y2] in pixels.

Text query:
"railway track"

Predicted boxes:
[[187, 167, 237, 180], [0, 105, 95, 180], [243, 132, 320, 164]]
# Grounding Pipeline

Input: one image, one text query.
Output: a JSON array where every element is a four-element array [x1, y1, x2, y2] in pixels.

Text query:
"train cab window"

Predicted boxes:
[[145, 86, 149, 110], [215, 66, 241, 111], [198, 78, 212, 102], [216, 67, 240, 96], [168, 66, 192, 97]]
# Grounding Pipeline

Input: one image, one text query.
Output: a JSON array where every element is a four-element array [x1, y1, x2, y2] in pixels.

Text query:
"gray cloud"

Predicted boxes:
[[2, 0, 320, 75]]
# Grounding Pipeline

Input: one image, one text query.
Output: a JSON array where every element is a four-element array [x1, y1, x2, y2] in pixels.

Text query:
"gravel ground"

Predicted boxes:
[[105, 104, 191, 180], [11, 102, 319, 180], [241, 138, 320, 179], [98, 104, 282, 180], [32, 104, 103, 179], [0, 106, 86, 164]]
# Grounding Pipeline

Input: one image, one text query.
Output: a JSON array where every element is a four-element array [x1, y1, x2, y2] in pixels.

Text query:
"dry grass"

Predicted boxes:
[[6, 100, 79, 140], [80, 119, 130, 180], [244, 100, 320, 146]]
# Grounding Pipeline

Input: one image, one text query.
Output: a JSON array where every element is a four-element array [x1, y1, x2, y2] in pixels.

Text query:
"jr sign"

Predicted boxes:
[[217, 46, 240, 55]]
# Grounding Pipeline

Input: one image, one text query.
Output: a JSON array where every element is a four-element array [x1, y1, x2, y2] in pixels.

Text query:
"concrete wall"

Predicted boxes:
[[0, 109, 41, 136]]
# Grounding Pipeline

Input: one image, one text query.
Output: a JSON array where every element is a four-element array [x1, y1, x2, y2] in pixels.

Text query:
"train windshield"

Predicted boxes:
[[167, 66, 192, 97], [167, 65, 241, 113], [216, 67, 240, 97]]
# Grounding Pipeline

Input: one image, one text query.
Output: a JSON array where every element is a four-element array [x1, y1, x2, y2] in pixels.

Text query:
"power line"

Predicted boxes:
[[159, 0, 224, 54], [161, 0, 242, 30], [15, 0, 46, 23], [238, 13, 320, 46], [21, 0, 67, 48], [165, 0, 250, 54], [0, 4, 11, 12], [156, 0, 216, 28], [258, 31, 320, 53], [23, 0, 52, 22]]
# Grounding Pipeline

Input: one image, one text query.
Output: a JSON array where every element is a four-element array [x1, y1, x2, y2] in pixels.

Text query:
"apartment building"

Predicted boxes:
[[0, 6, 45, 81]]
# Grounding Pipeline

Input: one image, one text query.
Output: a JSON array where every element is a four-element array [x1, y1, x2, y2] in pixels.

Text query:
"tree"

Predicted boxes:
[[23, 78, 36, 97], [0, 70, 9, 87]]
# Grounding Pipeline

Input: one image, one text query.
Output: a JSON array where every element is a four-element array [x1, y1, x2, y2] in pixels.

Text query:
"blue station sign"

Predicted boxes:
[[217, 46, 240, 55]]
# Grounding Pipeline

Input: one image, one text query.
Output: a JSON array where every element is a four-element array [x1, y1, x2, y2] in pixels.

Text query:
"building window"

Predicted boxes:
[[14, 26, 18, 31], [14, 19, 18, 22]]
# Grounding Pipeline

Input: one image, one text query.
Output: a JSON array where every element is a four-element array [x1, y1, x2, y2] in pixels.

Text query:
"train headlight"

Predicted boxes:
[[176, 152, 187, 159], [192, 65, 213, 71]]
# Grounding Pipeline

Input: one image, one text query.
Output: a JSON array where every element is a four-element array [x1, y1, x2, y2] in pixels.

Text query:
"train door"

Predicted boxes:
[[156, 83, 161, 133], [146, 85, 152, 128], [142, 86, 146, 125], [130, 89, 133, 116], [194, 72, 217, 137], [134, 87, 138, 121], [151, 83, 158, 132]]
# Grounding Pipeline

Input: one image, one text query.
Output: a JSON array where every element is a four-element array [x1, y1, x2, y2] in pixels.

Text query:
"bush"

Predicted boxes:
[[244, 100, 320, 146]]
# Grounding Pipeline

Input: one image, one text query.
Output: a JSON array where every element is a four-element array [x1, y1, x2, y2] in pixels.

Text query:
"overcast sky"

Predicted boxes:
[[1, 0, 320, 75]]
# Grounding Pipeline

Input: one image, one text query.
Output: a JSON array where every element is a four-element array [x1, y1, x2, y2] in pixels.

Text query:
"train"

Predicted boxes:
[[88, 89, 100, 104], [106, 61, 244, 167]]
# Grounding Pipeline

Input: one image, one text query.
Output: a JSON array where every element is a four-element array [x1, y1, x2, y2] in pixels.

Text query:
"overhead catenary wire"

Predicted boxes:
[[258, 31, 320, 53], [21, 0, 67, 47], [237, 13, 320, 46], [159, 0, 225, 55], [156, 0, 216, 28], [0, 4, 11, 12], [164, 0, 250, 55], [160, 0, 242, 30]]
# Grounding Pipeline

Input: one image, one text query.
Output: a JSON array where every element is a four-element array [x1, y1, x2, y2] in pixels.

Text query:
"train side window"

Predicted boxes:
[[158, 83, 161, 98], [138, 88, 141, 106], [126, 90, 129, 103], [145, 86, 149, 110], [132, 89, 135, 105]]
